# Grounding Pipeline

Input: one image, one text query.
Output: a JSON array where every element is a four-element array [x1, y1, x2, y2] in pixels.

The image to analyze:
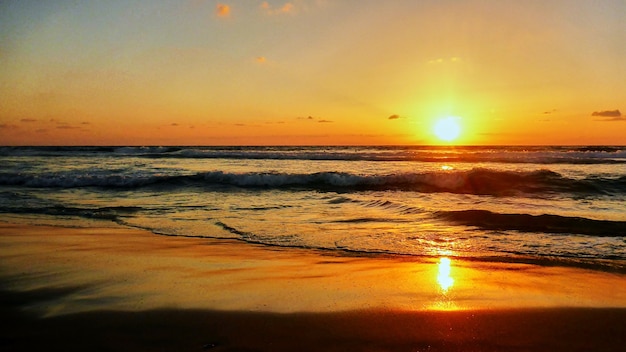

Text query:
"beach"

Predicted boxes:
[[3, 0, 626, 348], [2, 222, 625, 351]]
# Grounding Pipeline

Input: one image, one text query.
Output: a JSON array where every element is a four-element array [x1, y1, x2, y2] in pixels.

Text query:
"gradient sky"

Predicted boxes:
[[1, 0, 625, 145]]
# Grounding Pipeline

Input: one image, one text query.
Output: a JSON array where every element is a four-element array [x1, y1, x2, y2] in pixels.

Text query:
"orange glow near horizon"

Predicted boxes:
[[1, 2, 625, 146]]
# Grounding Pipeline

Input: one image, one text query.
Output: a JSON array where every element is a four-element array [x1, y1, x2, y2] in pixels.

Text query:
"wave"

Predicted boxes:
[[1, 146, 625, 164], [437, 209, 626, 237], [210, 219, 626, 273], [5, 202, 621, 242], [0, 146, 182, 156], [171, 146, 626, 164], [3, 203, 624, 272], [0, 205, 143, 220], [2, 168, 625, 196]]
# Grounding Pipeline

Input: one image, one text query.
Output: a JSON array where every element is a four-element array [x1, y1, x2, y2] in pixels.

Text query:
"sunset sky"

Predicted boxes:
[[1, 0, 625, 145]]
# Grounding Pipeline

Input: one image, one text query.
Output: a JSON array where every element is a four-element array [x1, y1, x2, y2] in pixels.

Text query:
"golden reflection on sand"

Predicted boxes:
[[431, 257, 458, 310], [437, 257, 454, 292], [3, 223, 626, 316]]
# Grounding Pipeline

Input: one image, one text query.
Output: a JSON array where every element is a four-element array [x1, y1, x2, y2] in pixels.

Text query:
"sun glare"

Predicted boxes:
[[433, 117, 461, 142], [437, 257, 454, 292]]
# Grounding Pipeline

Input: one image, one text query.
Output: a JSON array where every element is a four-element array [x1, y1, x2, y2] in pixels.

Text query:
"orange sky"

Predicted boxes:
[[1, 0, 625, 145]]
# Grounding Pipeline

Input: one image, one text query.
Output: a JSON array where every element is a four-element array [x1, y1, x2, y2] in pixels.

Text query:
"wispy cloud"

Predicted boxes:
[[261, 1, 295, 15], [20, 118, 37, 123], [296, 115, 332, 122], [388, 114, 400, 120], [428, 57, 462, 64], [255, 56, 266, 64], [216, 3, 230, 17]]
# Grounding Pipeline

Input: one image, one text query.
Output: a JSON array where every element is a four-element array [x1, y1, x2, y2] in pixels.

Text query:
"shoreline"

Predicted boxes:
[[1, 221, 626, 313], [1, 221, 626, 350]]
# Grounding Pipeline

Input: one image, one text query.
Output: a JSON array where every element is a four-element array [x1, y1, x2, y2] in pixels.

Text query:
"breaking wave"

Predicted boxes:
[[1, 168, 625, 196], [1, 146, 625, 164], [437, 209, 626, 237]]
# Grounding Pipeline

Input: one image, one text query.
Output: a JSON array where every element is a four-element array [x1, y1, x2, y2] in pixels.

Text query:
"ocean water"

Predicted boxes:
[[1, 146, 625, 272]]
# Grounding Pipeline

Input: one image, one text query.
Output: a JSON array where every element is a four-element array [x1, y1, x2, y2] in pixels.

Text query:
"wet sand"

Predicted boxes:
[[1, 222, 626, 351]]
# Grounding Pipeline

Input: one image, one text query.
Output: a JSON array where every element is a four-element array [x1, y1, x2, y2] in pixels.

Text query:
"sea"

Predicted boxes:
[[1, 145, 625, 272]]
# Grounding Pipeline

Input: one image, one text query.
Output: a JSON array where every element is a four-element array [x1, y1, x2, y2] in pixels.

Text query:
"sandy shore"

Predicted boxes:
[[1, 221, 626, 351]]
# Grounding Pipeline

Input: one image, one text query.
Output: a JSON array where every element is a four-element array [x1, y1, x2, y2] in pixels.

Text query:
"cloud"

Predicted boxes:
[[0, 124, 18, 129], [255, 56, 266, 64], [171, 123, 179, 127], [297, 115, 334, 123], [261, 1, 295, 15], [592, 109, 621, 117], [428, 57, 462, 64], [20, 118, 37, 123], [50, 119, 70, 125], [216, 3, 230, 17], [56, 125, 79, 130], [592, 109, 625, 121], [598, 116, 626, 121], [279, 3, 294, 13], [388, 114, 400, 120]]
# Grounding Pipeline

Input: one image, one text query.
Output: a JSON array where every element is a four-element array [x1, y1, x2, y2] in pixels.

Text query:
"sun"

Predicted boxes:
[[433, 117, 461, 142]]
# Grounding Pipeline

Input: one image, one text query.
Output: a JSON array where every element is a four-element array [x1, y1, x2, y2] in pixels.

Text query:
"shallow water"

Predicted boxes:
[[1, 146, 625, 271]]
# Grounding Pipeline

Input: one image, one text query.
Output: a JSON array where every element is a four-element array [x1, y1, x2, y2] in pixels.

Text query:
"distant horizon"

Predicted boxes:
[[2, 144, 626, 148]]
